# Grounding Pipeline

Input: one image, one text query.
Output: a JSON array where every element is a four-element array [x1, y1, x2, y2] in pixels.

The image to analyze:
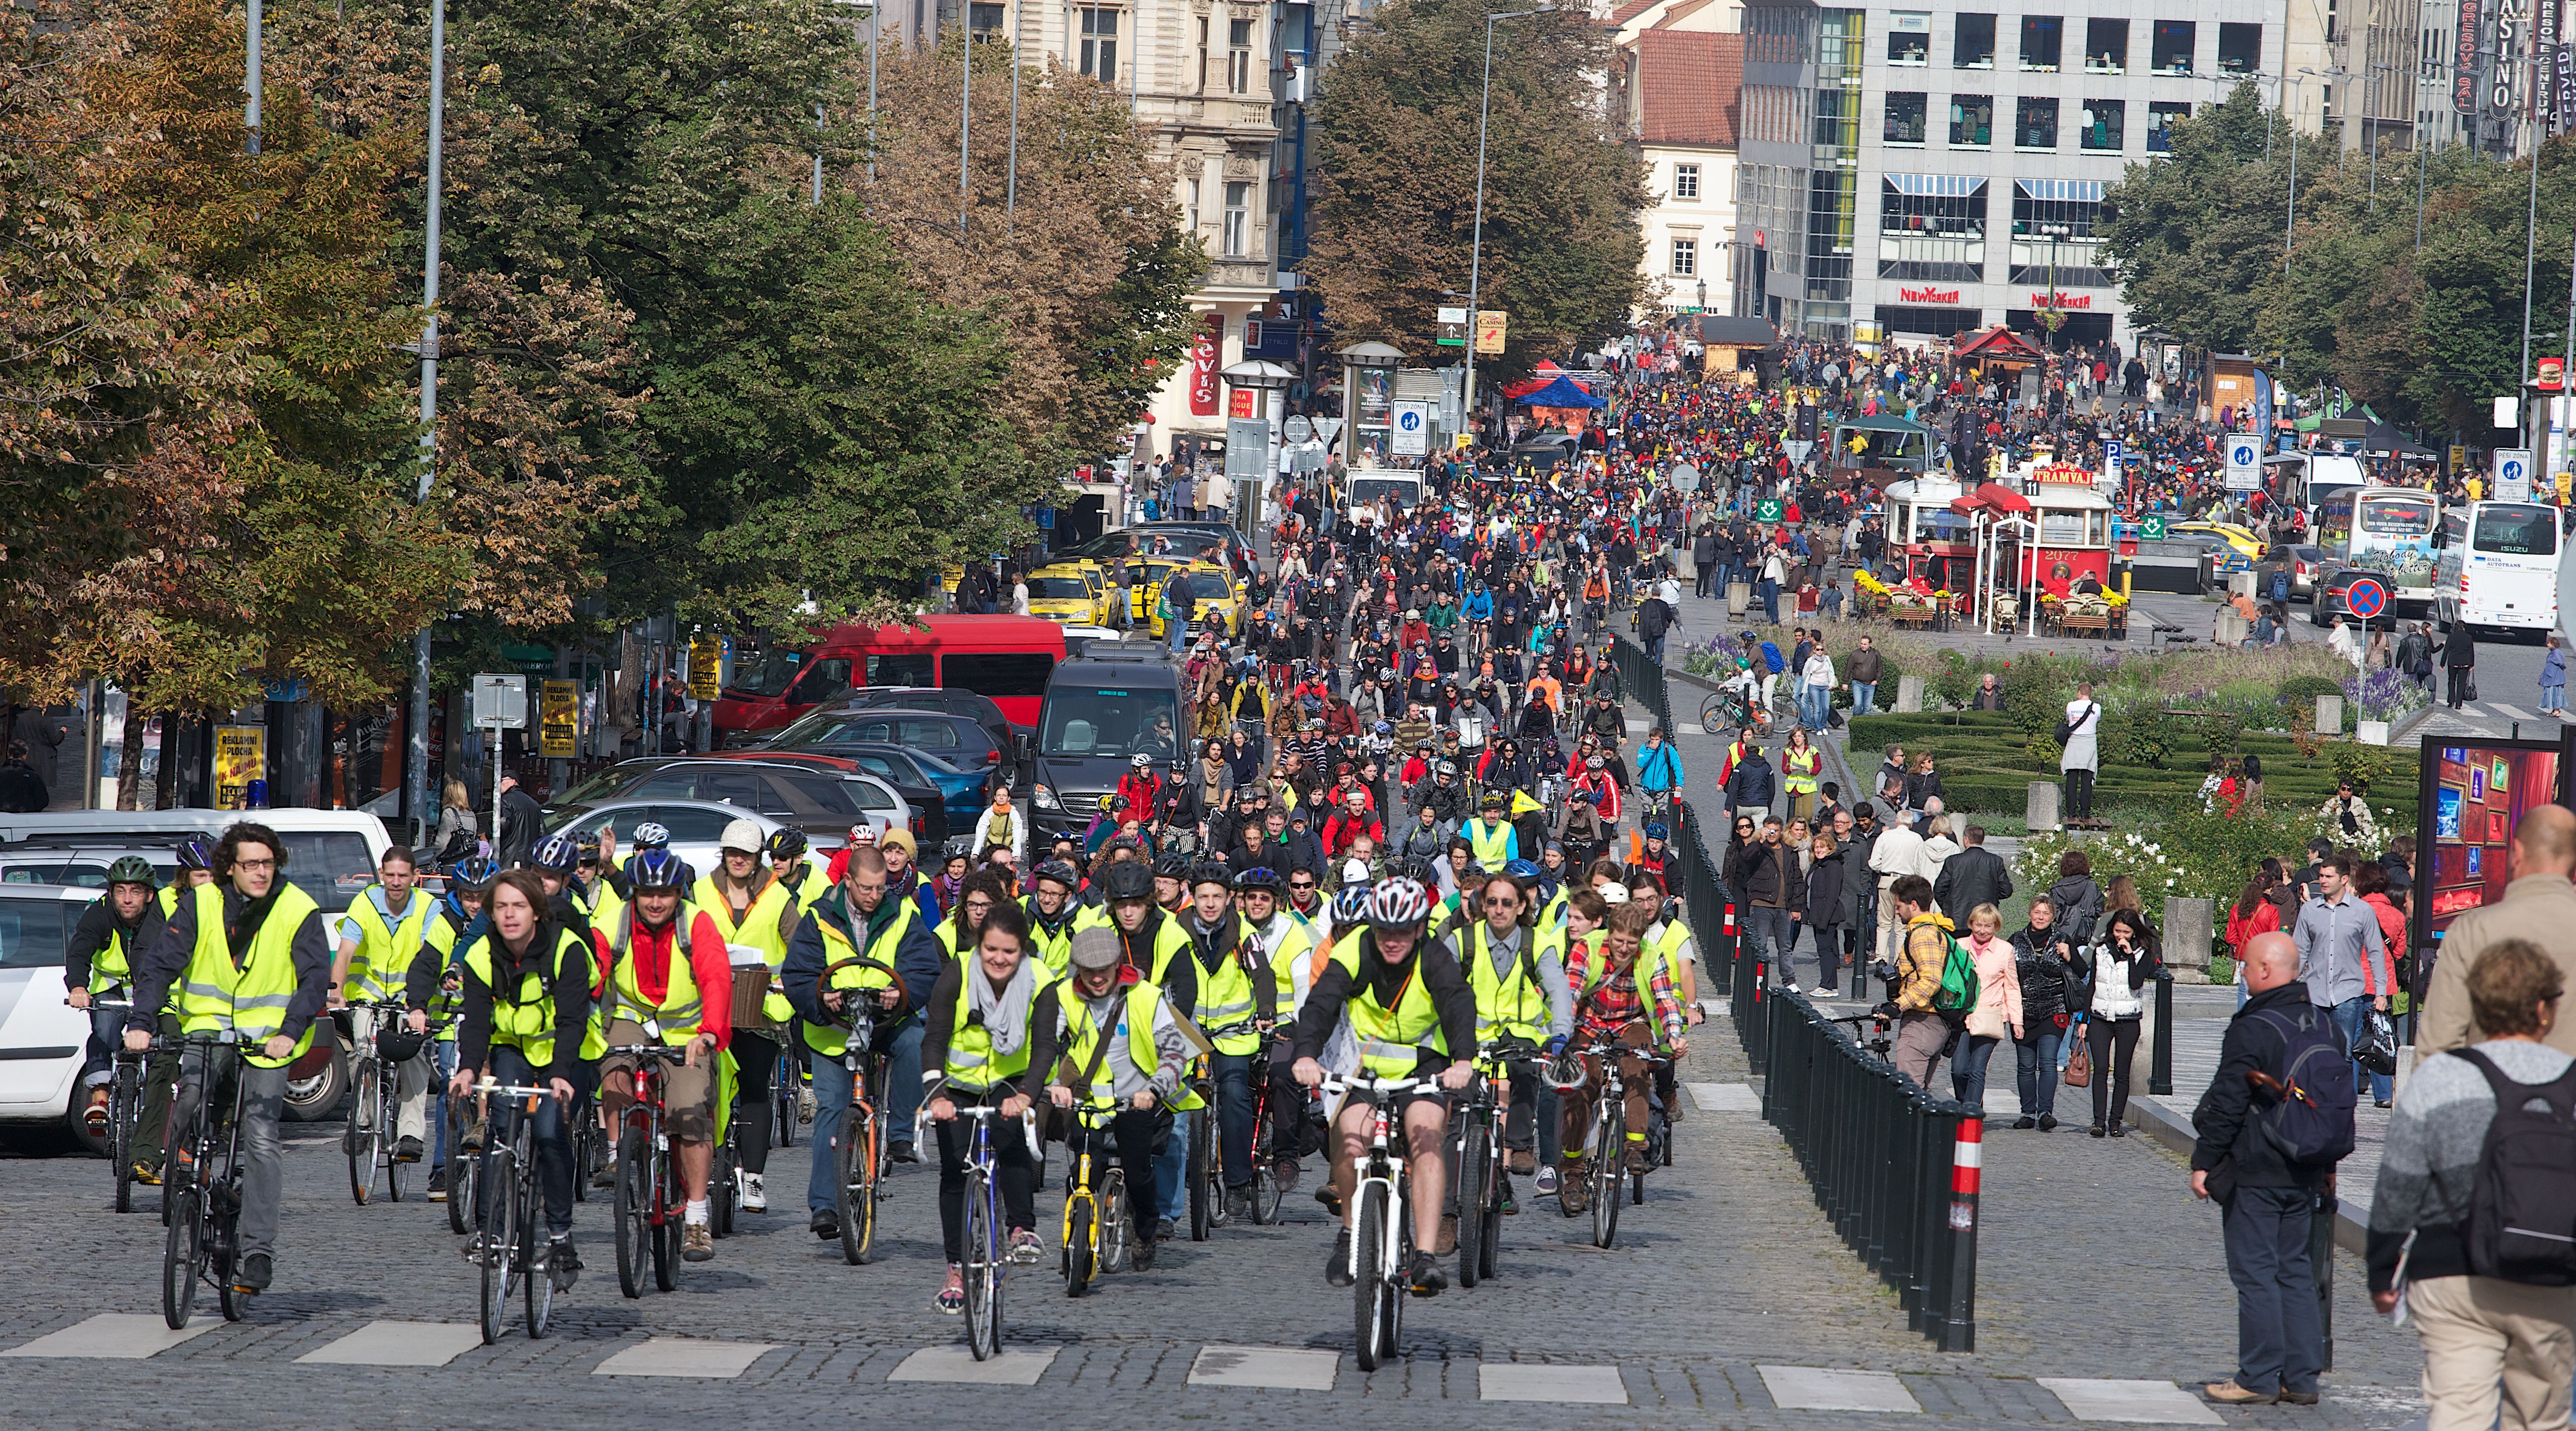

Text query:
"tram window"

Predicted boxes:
[[2041, 510, 2086, 543], [2087, 511, 2109, 544], [2359, 500, 2433, 538]]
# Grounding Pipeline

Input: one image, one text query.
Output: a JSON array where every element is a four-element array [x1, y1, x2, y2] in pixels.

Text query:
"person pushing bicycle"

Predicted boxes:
[[1028, 926, 1193, 1271]]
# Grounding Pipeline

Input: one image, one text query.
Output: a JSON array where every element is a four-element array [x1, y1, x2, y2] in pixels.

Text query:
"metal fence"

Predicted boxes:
[[1610, 634, 1672, 734], [1761, 990, 1983, 1352]]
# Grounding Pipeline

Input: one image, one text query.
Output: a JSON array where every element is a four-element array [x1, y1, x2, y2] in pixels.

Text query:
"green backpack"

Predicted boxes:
[[1932, 933, 1980, 1015]]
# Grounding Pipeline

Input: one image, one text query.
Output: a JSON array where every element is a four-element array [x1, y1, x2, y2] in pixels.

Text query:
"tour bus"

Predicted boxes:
[[711, 614, 1064, 741], [2435, 501, 2562, 638], [2312, 485, 2440, 617]]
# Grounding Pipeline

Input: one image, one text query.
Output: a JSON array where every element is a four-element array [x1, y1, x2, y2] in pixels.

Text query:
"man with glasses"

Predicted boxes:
[[1238, 868, 1315, 1192], [1449, 866, 1573, 1205]]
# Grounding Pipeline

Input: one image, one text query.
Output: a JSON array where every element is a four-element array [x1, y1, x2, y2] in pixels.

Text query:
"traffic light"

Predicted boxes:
[[1796, 404, 1817, 441]]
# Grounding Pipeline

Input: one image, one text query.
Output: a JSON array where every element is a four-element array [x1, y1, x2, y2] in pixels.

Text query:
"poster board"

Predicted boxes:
[[2412, 733, 2576, 958], [214, 725, 265, 810]]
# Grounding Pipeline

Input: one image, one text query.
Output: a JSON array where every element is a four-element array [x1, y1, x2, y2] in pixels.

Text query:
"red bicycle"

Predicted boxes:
[[604, 1043, 687, 1297]]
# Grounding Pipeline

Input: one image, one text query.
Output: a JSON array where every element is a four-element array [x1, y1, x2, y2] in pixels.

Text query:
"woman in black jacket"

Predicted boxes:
[[2009, 894, 2089, 1130], [2083, 909, 2164, 1136], [1800, 831, 1848, 994]]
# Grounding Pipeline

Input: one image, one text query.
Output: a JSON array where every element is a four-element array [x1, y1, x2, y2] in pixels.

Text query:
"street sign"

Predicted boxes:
[[2345, 576, 2389, 622], [1390, 402, 1430, 456], [1474, 310, 1508, 356], [1225, 416, 1270, 478], [1436, 306, 1468, 348], [2223, 435, 2261, 492], [472, 673, 529, 729], [1284, 415, 1314, 444], [2103, 438, 2123, 478], [1780, 439, 1813, 464], [2495, 447, 2534, 501], [540, 679, 579, 758], [2141, 515, 2167, 540], [1669, 461, 1701, 494], [1756, 498, 1784, 523], [687, 636, 723, 699]]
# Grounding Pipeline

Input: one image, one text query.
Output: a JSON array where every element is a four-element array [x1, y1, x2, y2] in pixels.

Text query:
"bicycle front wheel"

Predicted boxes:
[[614, 1129, 648, 1298], [161, 1186, 200, 1330], [480, 1144, 517, 1344], [1590, 1114, 1623, 1250], [1455, 1119, 1490, 1290], [963, 1171, 1000, 1361], [346, 1066, 380, 1206], [1352, 1181, 1389, 1373], [836, 1104, 878, 1266], [112, 1070, 139, 1215], [1186, 1109, 1212, 1241], [1063, 1194, 1094, 1298]]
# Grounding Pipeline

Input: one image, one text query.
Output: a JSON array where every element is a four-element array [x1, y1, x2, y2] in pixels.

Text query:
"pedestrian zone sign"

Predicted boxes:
[[1756, 498, 1783, 523]]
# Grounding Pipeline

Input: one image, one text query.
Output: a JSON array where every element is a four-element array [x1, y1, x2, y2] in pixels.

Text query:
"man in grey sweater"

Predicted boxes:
[[2369, 938, 2576, 1431], [1029, 928, 1194, 1269]]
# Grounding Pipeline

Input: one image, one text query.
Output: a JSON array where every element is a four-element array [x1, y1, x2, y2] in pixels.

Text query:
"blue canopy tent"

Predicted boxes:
[[1512, 375, 1607, 409]]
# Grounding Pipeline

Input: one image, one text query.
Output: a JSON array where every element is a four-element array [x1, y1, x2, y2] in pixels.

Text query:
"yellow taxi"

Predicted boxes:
[[2171, 521, 2266, 562], [1023, 562, 1110, 625], [1128, 559, 1244, 639]]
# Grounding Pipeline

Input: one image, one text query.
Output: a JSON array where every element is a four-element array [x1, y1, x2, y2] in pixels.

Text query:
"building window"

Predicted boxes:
[[1228, 17, 1253, 94], [1672, 237, 1698, 276], [1954, 12, 1994, 68], [2010, 179, 2114, 287], [2016, 96, 2059, 148], [2217, 22, 2261, 75], [1222, 180, 1251, 256], [1080, 7, 1119, 83], [2151, 19, 2194, 75], [2079, 99, 2124, 150], [2019, 15, 2062, 71], [1674, 163, 1701, 199], [1950, 94, 1992, 145], [1197, 16, 1209, 92], [2084, 18, 2126, 73], [1884, 92, 1928, 143], [1879, 175, 1988, 282], [2147, 100, 2190, 151], [1887, 11, 1929, 64], [969, 2, 1004, 39]]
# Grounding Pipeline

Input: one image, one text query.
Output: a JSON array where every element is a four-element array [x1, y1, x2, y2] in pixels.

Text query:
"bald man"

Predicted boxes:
[[2421, 805, 2576, 1057], [2190, 930, 2330, 1407]]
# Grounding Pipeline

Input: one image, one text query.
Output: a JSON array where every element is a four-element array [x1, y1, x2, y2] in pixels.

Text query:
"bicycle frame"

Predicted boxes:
[[162, 1033, 252, 1329], [1059, 1100, 1130, 1293], [1321, 1074, 1441, 1284]]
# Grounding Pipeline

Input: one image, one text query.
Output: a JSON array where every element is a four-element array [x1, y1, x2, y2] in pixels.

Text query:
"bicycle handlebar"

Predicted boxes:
[[1317, 1074, 1445, 1098], [601, 1043, 690, 1062]]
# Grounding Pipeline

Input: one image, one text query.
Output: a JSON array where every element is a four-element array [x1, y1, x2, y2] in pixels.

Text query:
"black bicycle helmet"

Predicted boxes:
[[1031, 860, 1081, 892], [105, 855, 158, 889], [1100, 861, 1154, 902], [1152, 850, 1192, 878], [1188, 861, 1235, 892], [174, 836, 213, 871]]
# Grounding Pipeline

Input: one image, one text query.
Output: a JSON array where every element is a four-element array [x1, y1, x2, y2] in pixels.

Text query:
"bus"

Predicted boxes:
[[2435, 501, 2561, 638], [711, 614, 1064, 739], [2312, 486, 2439, 615]]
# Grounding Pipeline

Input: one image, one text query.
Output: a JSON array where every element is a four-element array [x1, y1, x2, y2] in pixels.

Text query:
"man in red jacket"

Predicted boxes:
[[597, 858, 733, 1264], [1321, 789, 1384, 860]]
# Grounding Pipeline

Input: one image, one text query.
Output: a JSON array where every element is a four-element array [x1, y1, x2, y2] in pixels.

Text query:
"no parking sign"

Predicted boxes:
[[2344, 576, 2388, 623]]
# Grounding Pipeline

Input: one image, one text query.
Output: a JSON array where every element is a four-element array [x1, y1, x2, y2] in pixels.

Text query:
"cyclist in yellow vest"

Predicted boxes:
[[765, 828, 833, 912], [1448, 863, 1575, 1206], [1176, 864, 1280, 1220], [1462, 791, 1519, 872], [437, 868, 603, 1283], [67, 856, 167, 1140], [406, 855, 497, 1200], [330, 845, 435, 1164], [1021, 860, 1083, 976], [1093, 858, 1196, 1236], [919, 901, 1045, 1312], [1290, 876, 1478, 1297], [1628, 871, 1701, 1128], [597, 848, 737, 1262], [780, 844, 946, 1242], [1238, 866, 1316, 1193], [693, 818, 802, 1215], [1030, 926, 1193, 1272], [933, 871, 1009, 963], [124, 822, 331, 1298]]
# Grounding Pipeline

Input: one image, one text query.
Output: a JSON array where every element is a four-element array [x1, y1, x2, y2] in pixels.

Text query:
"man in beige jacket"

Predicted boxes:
[[2419, 805, 2576, 1056]]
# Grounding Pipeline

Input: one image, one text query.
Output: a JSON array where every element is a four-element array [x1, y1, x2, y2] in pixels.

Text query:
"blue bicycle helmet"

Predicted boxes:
[[1502, 858, 1543, 882], [529, 832, 581, 874], [627, 847, 689, 891], [1233, 865, 1285, 896], [446, 855, 500, 891], [174, 836, 214, 871], [1643, 822, 1670, 842]]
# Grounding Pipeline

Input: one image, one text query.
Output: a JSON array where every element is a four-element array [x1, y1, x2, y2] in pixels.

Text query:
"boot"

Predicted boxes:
[[1434, 1214, 1459, 1256], [1559, 1161, 1590, 1216]]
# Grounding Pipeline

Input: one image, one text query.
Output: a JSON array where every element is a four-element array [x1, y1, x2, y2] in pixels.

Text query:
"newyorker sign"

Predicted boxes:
[[2030, 292, 2093, 310], [1898, 285, 1961, 303]]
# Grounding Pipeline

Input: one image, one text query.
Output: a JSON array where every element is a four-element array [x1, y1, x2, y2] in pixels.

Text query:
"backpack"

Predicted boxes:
[[1932, 933, 1980, 1016], [2251, 1007, 2358, 1168], [1760, 641, 1785, 674], [2457, 1049, 2576, 1286]]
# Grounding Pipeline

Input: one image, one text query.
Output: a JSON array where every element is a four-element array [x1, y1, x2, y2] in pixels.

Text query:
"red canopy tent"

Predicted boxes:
[[1501, 360, 1587, 401]]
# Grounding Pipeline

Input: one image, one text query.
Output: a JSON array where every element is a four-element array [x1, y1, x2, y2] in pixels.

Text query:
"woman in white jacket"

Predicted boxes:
[[970, 788, 1028, 866]]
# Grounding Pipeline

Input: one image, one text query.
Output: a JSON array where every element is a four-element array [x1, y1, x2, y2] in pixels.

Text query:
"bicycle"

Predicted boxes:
[[605, 1043, 688, 1298], [444, 1085, 483, 1236], [1245, 1032, 1290, 1226], [1059, 1100, 1133, 1297], [919, 1100, 1040, 1361], [773, 1037, 803, 1152], [160, 1033, 251, 1329], [818, 954, 907, 1266], [72, 998, 147, 1214], [343, 1000, 419, 1206], [1577, 1040, 1672, 1249], [1452, 1039, 1535, 1289], [1320, 1073, 1444, 1372], [467, 1077, 576, 1344]]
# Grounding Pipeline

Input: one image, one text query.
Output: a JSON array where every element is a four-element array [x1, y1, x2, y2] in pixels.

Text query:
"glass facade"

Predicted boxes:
[[1802, 8, 1864, 332]]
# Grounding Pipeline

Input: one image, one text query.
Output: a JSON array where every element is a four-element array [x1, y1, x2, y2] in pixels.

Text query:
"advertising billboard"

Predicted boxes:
[[2413, 734, 2576, 956]]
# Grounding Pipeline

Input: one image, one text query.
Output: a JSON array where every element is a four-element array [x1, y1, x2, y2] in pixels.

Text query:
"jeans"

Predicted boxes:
[[429, 1039, 459, 1169], [1851, 680, 1876, 717], [1740, 906, 1794, 981], [2014, 1029, 2063, 1117], [1169, 617, 1190, 653], [174, 1044, 290, 1260], [2328, 995, 2394, 1104], [807, 1046, 855, 1215], [1949, 1032, 2000, 1111], [1646, 634, 1668, 666], [1209, 1048, 1256, 1190], [886, 1021, 926, 1146], [483, 1044, 580, 1236], [1759, 578, 1780, 624], [2222, 1184, 2324, 1397], [935, 1096, 1037, 1264], [1800, 685, 1831, 729], [82, 1002, 124, 1088]]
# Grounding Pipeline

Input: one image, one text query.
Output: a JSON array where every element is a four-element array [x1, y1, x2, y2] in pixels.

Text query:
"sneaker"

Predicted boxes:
[[2110, 1124, 2127, 1138], [549, 1235, 582, 1287], [1505, 1149, 1536, 1175], [427, 1168, 448, 1200], [682, 1223, 714, 1262], [232, 1252, 272, 1294], [461, 1121, 485, 1155], [2374, 1098, 2393, 1109], [1226, 1187, 1253, 1221], [2202, 1380, 2279, 1406], [2038, 1114, 2059, 1132], [1560, 1165, 1590, 1216], [1407, 1248, 1447, 1296], [130, 1161, 163, 1187], [798, 1087, 818, 1123], [2014, 1116, 2037, 1130], [937, 1267, 966, 1313], [1009, 1227, 1043, 1264], [82, 1099, 111, 1137], [2089, 1123, 2107, 1138], [742, 1172, 767, 1213], [810, 1208, 840, 1240], [890, 1141, 920, 1164], [1778, 979, 1802, 994], [1272, 1159, 1301, 1193], [1326, 1229, 1355, 1286], [1535, 1164, 1560, 1195], [1314, 1183, 1343, 1215], [395, 1135, 425, 1163], [1499, 1180, 1518, 1216], [590, 1157, 618, 1191]]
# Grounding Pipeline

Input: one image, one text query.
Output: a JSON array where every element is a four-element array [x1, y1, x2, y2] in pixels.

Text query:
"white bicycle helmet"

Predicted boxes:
[[1540, 1052, 1590, 1091], [1366, 876, 1433, 928]]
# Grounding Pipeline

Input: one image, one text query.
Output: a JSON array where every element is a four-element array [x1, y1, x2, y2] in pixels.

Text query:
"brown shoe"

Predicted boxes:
[[1624, 1144, 1650, 1175], [2278, 1390, 2319, 1406], [682, 1223, 714, 1263], [1505, 1149, 1536, 1175], [1434, 1214, 1459, 1256], [2202, 1380, 2278, 1406], [1559, 1162, 1590, 1216]]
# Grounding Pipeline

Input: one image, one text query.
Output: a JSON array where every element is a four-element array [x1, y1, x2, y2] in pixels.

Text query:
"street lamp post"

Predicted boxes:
[[1466, 4, 1555, 451], [403, 0, 449, 844]]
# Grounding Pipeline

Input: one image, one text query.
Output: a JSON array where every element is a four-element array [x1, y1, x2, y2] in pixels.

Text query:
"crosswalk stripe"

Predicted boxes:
[[2038, 1378, 2223, 1424], [593, 1338, 779, 1378], [1758, 1365, 1923, 1413], [2490, 703, 2537, 720], [0, 1313, 218, 1359], [297, 1320, 486, 1368], [1687, 1081, 1761, 1112], [887, 1346, 1057, 1385], [1189, 1345, 1339, 1390], [1478, 1363, 1628, 1403]]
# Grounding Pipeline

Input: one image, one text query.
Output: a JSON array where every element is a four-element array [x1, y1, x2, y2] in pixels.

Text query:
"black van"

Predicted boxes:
[[1023, 644, 1187, 841]]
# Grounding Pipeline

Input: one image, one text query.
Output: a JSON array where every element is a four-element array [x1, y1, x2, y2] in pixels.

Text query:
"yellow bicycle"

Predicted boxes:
[[1059, 1100, 1133, 1296]]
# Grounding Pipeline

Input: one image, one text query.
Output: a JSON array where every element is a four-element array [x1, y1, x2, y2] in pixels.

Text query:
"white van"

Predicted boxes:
[[2435, 502, 2563, 637], [0, 809, 392, 914], [0, 884, 116, 1144]]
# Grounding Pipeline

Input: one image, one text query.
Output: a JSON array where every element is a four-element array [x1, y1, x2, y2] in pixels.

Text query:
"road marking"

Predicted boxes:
[[593, 1338, 779, 1378], [297, 1320, 486, 1367], [1, 1313, 219, 1359], [1626, 718, 1651, 732], [1188, 1345, 1339, 1390], [2490, 703, 2538, 721], [2038, 1378, 2223, 1424], [1688, 1081, 1761, 1112], [1758, 1365, 1923, 1413], [1681, 722, 1709, 736], [887, 1346, 1058, 1385], [1478, 1362, 1629, 1403]]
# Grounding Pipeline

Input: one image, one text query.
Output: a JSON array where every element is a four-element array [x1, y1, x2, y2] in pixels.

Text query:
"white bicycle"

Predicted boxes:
[[1321, 1073, 1444, 1371]]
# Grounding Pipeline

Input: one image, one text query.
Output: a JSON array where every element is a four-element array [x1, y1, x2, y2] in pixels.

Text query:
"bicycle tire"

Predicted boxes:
[[1063, 1195, 1094, 1297], [614, 1129, 648, 1298], [775, 1054, 797, 1150], [1384, 1195, 1409, 1355], [1102, 1169, 1128, 1273], [651, 1142, 679, 1292], [1477, 1166, 1501, 1281], [1699, 691, 1729, 733], [1455, 1120, 1489, 1290], [446, 1126, 478, 1237], [161, 1185, 200, 1329], [480, 1142, 515, 1343], [1352, 1181, 1388, 1372], [112, 1067, 138, 1215], [570, 1112, 592, 1204], [522, 1159, 554, 1339], [837, 1103, 878, 1265], [347, 1065, 379, 1206], [963, 1170, 999, 1361], [710, 1144, 735, 1238], [1590, 1114, 1623, 1250], [386, 1071, 410, 1202], [217, 1266, 242, 1323], [1186, 1108, 1211, 1241]]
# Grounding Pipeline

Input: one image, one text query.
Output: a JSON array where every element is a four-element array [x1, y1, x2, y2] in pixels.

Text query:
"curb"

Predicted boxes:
[[2124, 1095, 2369, 1255], [2387, 701, 2436, 748]]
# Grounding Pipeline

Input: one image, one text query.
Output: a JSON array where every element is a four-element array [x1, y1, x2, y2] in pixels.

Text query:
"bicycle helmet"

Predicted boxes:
[[1329, 884, 1374, 927], [105, 855, 159, 889], [1365, 876, 1433, 929], [1152, 850, 1192, 878], [529, 832, 581, 874], [630, 821, 672, 850], [1643, 822, 1670, 842], [1501, 858, 1543, 884], [376, 1020, 432, 1064], [765, 828, 809, 862], [1434, 760, 1458, 779], [1100, 861, 1154, 902], [174, 836, 213, 871], [1186, 861, 1234, 892], [1540, 1051, 1590, 1091], [1031, 860, 1081, 892], [627, 847, 689, 892], [1130, 752, 1154, 770], [446, 856, 500, 891], [1233, 865, 1285, 897]]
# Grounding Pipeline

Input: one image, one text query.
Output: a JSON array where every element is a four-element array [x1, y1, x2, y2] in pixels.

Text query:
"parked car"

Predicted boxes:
[[801, 685, 1021, 746], [829, 743, 991, 836], [543, 800, 806, 882], [2278, 543, 2326, 598], [546, 758, 910, 846], [0, 809, 390, 914], [0, 844, 181, 891], [701, 750, 949, 852], [762, 705, 1011, 787]]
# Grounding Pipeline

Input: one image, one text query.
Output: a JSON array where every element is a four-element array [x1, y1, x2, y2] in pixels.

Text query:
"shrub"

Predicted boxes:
[[2119, 708, 2174, 768], [2277, 674, 2346, 707]]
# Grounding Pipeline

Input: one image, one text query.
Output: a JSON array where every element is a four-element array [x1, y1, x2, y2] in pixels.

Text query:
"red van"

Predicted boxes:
[[712, 615, 1064, 740]]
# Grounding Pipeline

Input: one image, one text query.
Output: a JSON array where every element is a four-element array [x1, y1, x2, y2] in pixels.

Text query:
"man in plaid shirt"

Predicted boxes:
[[1558, 900, 1690, 1215]]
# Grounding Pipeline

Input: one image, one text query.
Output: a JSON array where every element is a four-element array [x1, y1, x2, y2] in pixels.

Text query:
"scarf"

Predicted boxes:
[[968, 955, 1040, 1058]]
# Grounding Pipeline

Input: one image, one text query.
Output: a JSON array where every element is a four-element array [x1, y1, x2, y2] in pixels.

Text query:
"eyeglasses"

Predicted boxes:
[[1288, 879, 1316, 889], [231, 857, 277, 872]]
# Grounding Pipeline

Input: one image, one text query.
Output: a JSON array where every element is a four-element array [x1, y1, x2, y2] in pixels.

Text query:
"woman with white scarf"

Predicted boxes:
[[920, 901, 1042, 1313]]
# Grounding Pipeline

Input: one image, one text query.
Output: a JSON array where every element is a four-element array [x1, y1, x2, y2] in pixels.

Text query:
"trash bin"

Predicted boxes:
[[1727, 580, 1751, 616]]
